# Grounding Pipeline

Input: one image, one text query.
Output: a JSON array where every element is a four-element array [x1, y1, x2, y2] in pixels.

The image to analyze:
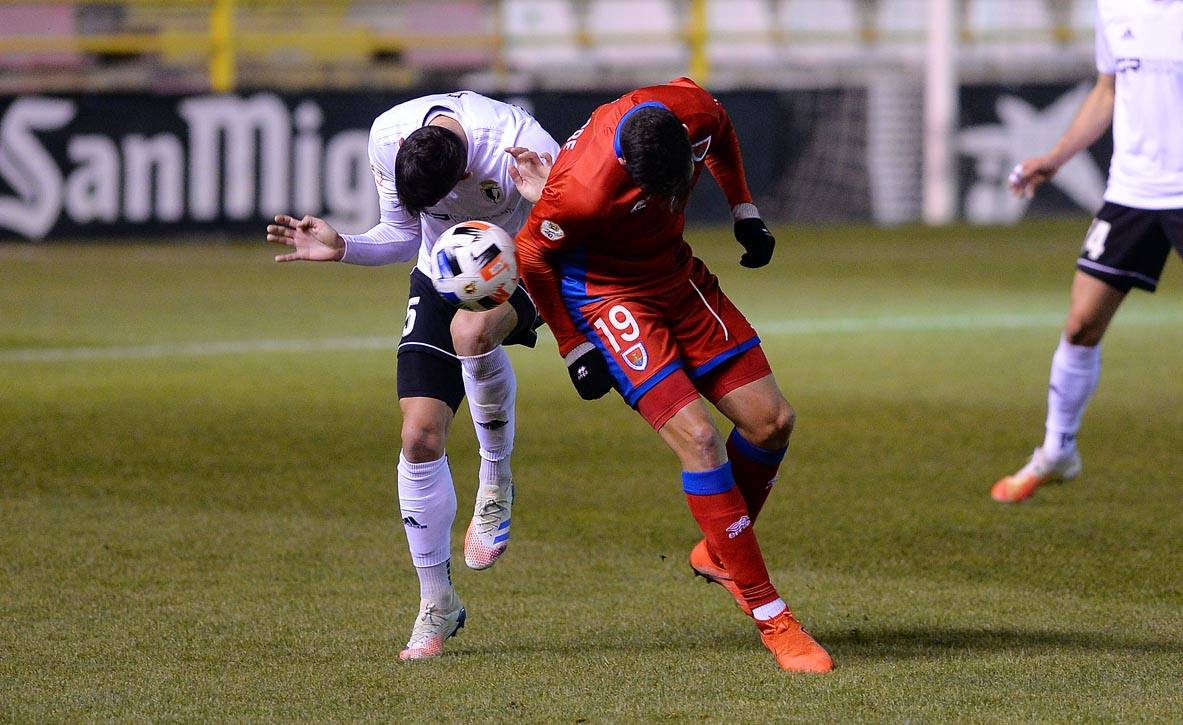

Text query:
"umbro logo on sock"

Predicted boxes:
[[402, 516, 426, 529], [726, 515, 751, 539], [477, 419, 508, 430]]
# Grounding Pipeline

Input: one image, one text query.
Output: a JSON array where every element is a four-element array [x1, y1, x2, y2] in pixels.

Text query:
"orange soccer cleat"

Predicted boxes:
[[689, 538, 751, 616], [991, 447, 1082, 503], [756, 610, 834, 674]]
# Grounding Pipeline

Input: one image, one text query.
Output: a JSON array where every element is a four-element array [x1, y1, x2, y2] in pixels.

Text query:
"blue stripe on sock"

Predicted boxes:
[[681, 462, 735, 496], [728, 428, 786, 466]]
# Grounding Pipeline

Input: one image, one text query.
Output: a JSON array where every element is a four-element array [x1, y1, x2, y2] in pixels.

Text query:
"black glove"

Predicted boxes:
[[734, 217, 775, 268], [564, 343, 614, 400]]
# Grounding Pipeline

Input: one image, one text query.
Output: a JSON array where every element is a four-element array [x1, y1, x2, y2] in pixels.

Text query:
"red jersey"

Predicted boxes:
[[516, 78, 754, 358]]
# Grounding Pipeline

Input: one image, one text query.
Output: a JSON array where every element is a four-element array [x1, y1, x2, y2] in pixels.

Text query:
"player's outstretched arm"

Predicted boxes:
[[266, 214, 346, 262], [505, 147, 554, 204], [1008, 73, 1115, 199]]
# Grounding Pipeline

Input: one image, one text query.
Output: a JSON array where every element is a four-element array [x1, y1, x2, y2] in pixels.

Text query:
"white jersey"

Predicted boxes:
[[1095, 0, 1183, 209], [340, 92, 560, 272]]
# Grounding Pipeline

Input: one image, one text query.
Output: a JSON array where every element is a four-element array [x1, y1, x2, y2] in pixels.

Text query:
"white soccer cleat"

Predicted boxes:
[[464, 481, 513, 570], [991, 447, 1083, 503], [399, 591, 466, 661]]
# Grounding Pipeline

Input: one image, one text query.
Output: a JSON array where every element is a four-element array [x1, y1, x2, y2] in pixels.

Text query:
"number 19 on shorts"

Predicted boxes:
[[593, 305, 649, 372]]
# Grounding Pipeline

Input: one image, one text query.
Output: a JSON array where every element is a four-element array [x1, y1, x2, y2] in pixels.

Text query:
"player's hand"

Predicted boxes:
[[266, 214, 345, 262], [506, 147, 554, 204], [1007, 155, 1060, 199], [734, 217, 775, 268], [563, 342, 613, 400]]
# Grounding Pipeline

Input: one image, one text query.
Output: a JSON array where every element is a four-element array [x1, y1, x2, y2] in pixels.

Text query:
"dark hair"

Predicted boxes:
[[395, 125, 467, 215], [618, 106, 693, 201]]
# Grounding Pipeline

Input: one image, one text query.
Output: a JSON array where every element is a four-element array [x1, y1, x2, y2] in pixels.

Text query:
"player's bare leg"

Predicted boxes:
[[659, 398, 831, 673], [452, 305, 519, 569], [397, 397, 466, 660], [992, 272, 1126, 503]]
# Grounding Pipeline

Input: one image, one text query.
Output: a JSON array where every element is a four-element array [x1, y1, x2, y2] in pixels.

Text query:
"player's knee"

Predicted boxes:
[[1063, 315, 1104, 347], [753, 399, 795, 449], [401, 419, 447, 462], [451, 313, 501, 356], [683, 423, 725, 468], [776, 402, 797, 444]]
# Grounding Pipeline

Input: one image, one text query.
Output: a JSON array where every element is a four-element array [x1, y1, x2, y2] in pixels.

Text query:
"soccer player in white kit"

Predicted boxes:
[[265, 92, 558, 657], [993, 1, 1183, 503]]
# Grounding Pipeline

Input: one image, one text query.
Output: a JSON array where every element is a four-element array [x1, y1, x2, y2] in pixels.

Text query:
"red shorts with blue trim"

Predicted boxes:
[[563, 256, 769, 429]]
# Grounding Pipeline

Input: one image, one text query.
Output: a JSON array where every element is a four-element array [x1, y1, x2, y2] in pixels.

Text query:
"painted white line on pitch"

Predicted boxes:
[[1, 309, 1180, 364], [758, 309, 1183, 335], [0, 336, 396, 363]]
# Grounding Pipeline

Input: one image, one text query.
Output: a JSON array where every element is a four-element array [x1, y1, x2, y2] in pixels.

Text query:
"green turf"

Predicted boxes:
[[2, 220, 1181, 721]]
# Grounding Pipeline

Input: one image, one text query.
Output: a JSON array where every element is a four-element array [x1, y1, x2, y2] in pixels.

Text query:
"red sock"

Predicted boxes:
[[683, 464, 779, 610], [726, 428, 786, 522]]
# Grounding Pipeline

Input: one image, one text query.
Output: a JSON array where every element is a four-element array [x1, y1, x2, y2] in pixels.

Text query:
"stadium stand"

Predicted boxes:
[[874, 0, 927, 59], [706, 0, 777, 68], [0, 3, 82, 70], [966, 0, 1056, 54], [500, 0, 586, 73], [777, 0, 867, 65], [586, 0, 686, 71], [0, 0, 1102, 91]]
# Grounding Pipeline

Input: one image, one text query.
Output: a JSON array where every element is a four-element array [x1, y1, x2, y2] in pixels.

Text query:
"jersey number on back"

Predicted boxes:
[[563, 120, 590, 152]]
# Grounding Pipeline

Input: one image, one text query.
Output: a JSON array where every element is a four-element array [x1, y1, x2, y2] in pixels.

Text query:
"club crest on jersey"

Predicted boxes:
[[691, 136, 712, 162], [622, 342, 648, 371], [480, 179, 504, 204], [540, 220, 565, 241]]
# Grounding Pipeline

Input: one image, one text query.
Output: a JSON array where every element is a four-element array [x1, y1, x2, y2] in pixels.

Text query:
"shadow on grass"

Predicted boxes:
[[457, 625, 1183, 661], [823, 626, 1183, 660]]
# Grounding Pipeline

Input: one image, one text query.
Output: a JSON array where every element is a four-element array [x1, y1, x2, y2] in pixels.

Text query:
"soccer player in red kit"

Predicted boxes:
[[514, 78, 833, 673]]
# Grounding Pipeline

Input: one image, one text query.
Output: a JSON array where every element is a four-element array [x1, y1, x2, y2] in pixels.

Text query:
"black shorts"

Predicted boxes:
[[1076, 202, 1183, 292], [396, 268, 539, 411]]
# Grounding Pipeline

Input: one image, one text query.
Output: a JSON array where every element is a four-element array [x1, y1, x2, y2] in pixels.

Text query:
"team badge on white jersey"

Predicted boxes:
[[480, 180, 504, 204]]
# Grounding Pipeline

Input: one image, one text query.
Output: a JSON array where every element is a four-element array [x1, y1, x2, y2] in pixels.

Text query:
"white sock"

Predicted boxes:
[[397, 452, 457, 569], [416, 560, 453, 604], [753, 598, 788, 621], [1042, 336, 1101, 461], [459, 347, 516, 485]]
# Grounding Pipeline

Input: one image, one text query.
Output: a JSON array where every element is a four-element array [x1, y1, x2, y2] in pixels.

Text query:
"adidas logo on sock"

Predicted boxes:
[[402, 516, 426, 529], [726, 515, 751, 539]]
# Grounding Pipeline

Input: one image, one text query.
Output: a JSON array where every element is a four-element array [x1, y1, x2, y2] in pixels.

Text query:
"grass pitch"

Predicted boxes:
[[2, 220, 1181, 721]]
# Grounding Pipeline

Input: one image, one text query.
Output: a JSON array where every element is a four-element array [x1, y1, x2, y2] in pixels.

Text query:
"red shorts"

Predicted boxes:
[[567, 257, 770, 429]]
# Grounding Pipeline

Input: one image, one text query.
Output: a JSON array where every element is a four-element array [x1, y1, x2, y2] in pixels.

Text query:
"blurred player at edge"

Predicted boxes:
[[993, 1, 1183, 503], [266, 92, 559, 658], [515, 78, 833, 673]]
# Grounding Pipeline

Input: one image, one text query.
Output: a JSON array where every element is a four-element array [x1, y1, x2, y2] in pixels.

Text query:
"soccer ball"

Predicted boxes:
[[429, 221, 519, 311]]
